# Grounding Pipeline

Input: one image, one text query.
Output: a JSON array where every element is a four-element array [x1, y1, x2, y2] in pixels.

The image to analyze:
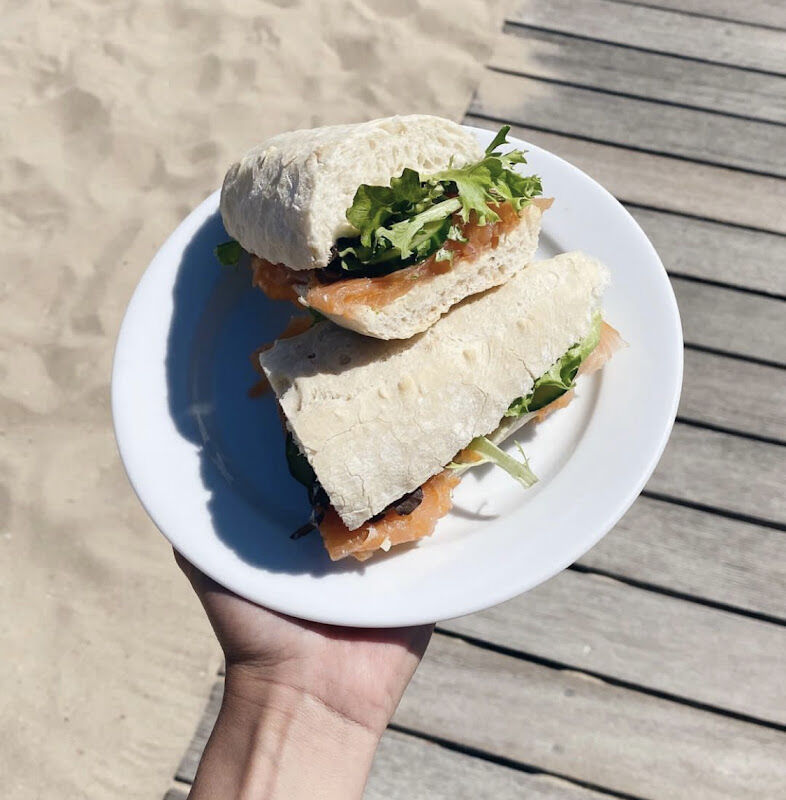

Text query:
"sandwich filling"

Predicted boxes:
[[287, 316, 623, 561], [217, 126, 545, 318]]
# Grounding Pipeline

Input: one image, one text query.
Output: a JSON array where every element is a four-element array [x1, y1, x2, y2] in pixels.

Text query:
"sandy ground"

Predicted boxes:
[[0, 1, 503, 797]]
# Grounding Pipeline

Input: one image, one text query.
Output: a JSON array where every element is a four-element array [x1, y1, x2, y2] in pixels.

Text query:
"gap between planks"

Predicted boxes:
[[173, 678, 634, 799], [173, 619, 786, 800], [438, 567, 786, 727], [507, 0, 786, 75], [597, 0, 786, 32], [464, 114, 786, 235], [492, 26, 786, 125], [395, 634, 786, 800], [470, 83, 786, 182]]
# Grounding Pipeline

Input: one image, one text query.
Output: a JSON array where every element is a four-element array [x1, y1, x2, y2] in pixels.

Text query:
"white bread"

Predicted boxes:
[[220, 115, 484, 271], [260, 251, 610, 530], [299, 201, 544, 340]]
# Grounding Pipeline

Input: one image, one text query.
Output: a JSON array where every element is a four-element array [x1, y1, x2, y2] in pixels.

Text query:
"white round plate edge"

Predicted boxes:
[[111, 127, 684, 626]]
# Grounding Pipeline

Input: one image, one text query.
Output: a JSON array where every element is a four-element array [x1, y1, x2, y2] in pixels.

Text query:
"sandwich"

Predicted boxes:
[[259, 251, 624, 562], [217, 115, 549, 340]]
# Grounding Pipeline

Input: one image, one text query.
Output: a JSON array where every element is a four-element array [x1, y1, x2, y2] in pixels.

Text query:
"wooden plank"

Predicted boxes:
[[580, 495, 786, 620], [463, 115, 786, 234], [443, 570, 786, 724], [175, 681, 223, 784], [174, 679, 611, 798], [509, 0, 786, 74], [492, 27, 786, 124], [471, 70, 786, 176], [616, 0, 786, 29], [627, 207, 786, 296], [396, 634, 786, 800], [680, 349, 786, 442], [368, 730, 610, 800], [673, 277, 786, 364], [647, 423, 786, 525]]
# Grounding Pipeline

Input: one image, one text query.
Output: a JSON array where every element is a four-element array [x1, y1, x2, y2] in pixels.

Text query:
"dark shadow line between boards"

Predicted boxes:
[[431, 628, 786, 734], [682, 342, 786, 371], [568, 562, 786, 628], [640, 489, 786, 532], [675, 416, 786, 447], [465, 109, 786, 181], [387, 723, 652, 800], [622, 199, 786, 239], [462, 114, 786, 239], [484, 65, 786, 129], [667, 272, 786, 302], [501, 21, 786, 79], [594, 0, 786, 35]]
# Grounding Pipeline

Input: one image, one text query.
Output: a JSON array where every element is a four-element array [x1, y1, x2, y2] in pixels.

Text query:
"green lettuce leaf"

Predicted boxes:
[[285, 433, 316, 489], [449, 436, 538, 489], [214, 239, 244, 266], [506, 312, 602, 418], [334, 126, 542, 278]]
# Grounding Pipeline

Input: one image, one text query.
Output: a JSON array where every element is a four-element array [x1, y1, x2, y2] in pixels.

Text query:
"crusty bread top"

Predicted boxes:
[[219, 115, 484, 271], [260, 251, 610, 529]]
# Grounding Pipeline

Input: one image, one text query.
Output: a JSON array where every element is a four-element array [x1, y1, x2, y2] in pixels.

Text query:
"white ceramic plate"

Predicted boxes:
[[112, 127, 682, 627]]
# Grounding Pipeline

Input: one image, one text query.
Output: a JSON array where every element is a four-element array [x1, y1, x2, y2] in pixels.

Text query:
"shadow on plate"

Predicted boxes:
[[165, 210, 364, 577]]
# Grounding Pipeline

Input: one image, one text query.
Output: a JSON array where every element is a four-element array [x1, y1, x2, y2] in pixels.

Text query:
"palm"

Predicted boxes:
[[177, 552, 432, 733]]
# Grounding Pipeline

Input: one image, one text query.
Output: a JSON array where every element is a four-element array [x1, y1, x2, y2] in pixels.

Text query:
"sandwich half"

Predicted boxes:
[[218, 115, 548, 340], [259, 251, 624, 561]]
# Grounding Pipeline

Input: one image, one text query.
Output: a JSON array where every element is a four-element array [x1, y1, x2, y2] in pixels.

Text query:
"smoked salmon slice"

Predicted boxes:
[[250, 256, 304, 304], [248, 199, 552, 319], [533, 321, 625, 422], [316, 317, 622, 561], [305, 201, 533, 317], [580, 321, 625, 376], [319, 471, 461, 561]]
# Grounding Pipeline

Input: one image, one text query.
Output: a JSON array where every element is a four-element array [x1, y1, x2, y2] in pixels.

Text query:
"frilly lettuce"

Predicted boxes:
[[506, 312, 602, 418], [334, 125, 542, 277], [449, 436, 538, 489]]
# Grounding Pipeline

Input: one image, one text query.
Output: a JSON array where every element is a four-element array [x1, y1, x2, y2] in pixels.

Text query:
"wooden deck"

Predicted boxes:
[[165, 2, 786, 797]]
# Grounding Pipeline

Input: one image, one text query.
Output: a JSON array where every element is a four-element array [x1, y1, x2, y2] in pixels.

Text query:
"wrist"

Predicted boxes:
[[190, 664, 381, 800]]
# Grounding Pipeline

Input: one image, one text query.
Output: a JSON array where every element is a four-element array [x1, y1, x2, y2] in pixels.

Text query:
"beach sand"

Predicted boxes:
[[0, 1, 503, 796]]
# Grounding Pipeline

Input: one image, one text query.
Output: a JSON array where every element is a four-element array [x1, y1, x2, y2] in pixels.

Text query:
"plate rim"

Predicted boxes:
[[112, 126, 683, 626]]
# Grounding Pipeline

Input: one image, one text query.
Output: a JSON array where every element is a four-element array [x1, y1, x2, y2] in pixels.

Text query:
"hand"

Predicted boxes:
[[175, 550, 433, 799]]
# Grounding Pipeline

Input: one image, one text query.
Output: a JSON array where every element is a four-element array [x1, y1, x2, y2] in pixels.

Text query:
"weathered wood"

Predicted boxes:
[[368, 730, 611, 799], [672, 277, 785, 363], [471, 70, 786, 176], [580, 495, 786, 620], [172, 679, 611, 799], [463, 115, 786, 233], [648, 423, 786, 525], [492, 27, 786, 124], [614, 0, 786, 29], [680, 349, 786, 442], [397, 634, 786, 800], [443, 569, 786, 724], [509, 0, 786, 74], [175, 681, 223, 784], [628, 207, 786, 296]]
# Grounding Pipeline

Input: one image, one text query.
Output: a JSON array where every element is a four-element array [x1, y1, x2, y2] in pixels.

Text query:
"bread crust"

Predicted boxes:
[[302, 202, 543, 339], [260, 252, 610, 529], [219, 115, 484, 271]]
